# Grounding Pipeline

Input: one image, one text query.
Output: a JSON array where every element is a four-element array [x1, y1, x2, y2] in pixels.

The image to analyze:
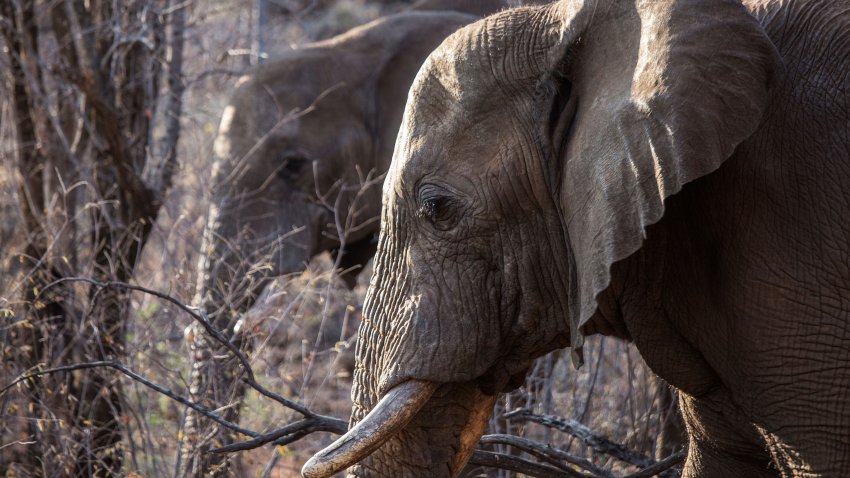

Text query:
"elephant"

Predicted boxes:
[[411, 0, 522, 16], [302, 0, 850, 477]]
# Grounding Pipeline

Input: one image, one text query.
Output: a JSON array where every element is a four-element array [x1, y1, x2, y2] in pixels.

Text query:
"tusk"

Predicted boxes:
[[301, 380, 437, 478], [450, 393, 497, 476]]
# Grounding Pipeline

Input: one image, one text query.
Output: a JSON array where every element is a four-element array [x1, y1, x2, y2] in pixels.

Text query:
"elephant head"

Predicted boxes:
[[304, 0, 778, 476], [195, 11, 483, 330]]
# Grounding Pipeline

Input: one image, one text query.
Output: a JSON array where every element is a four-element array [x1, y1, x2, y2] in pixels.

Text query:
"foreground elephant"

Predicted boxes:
[[304, 0, 850, 476], [181, 9, 500, 476]]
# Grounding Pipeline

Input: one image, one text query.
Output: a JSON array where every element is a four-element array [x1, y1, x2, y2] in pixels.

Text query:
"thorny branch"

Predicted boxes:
[[0, 361, 258, 438], [39, 277, 333, 419], [505, 408, 656, 467], [623, 451, 687, 478], [469, 450, 574, 478], [480, 434, 612, 477], [208, 417, 346, 454]]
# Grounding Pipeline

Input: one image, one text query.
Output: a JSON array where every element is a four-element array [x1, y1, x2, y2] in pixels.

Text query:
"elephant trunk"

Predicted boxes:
[[301, 225, 499, 477]]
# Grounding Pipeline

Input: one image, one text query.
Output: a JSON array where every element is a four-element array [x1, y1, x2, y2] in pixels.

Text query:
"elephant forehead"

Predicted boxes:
[[409, 31, 506, 121], [400, 48, 515, 149], [215, 104, 302, 161], [387, 18, 543, 193]]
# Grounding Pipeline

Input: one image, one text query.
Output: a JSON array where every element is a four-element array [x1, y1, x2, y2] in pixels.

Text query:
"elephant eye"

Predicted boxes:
[[277, 153, 310, 180], [417, 197, 440, 221], [416, 185, 458, 229]]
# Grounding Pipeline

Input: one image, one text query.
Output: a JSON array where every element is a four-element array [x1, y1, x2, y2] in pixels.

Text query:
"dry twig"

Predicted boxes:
[[480, 434, 612, 477], [469, 450, 578, 478], [623, 451, 687, 478], [505, 408, 654, 467]]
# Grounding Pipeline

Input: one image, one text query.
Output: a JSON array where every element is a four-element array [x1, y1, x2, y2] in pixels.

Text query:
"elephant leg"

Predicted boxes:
[[749, 381, 850, 476], [655, 381, 686, 459], [679, 392, 775, 478]]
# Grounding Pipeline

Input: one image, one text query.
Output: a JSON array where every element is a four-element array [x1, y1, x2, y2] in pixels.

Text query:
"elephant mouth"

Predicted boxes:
[[302, 380, 496, 478]]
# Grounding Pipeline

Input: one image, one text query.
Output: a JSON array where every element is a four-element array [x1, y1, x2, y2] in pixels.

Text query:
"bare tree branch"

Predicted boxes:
[[469, 449, 581, 478], [40, 277, 342, 419], [505, 408, 655, 468], [208, 416, 347, 454], [480, 434, 612, 477], [43, 277, 255, 373], [623, 451, 687, 478], [0, 360, 257, 438]]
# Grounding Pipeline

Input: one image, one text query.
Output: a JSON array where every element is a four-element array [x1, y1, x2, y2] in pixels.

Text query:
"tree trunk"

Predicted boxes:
[[0, 0, 184, 474]]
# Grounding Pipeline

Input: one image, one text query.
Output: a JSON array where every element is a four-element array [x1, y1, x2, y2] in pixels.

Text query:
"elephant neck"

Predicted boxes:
[[579, 217, 672, 342], [587, 211, 723, 398], [582, 286, 632, 340]]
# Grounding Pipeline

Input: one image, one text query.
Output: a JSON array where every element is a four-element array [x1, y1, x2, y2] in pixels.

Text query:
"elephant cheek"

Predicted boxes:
[[374, 294, 503, 395]]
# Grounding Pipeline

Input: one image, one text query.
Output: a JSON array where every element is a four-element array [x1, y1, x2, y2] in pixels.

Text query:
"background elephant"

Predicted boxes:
[[411, 0, 523, 16], [180, 9, 496, 476], [304, 0, 850, 477]]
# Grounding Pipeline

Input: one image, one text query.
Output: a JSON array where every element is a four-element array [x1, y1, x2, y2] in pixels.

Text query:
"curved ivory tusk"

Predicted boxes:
[[451, 393, 498, 476], [301, 380, 438, 478]]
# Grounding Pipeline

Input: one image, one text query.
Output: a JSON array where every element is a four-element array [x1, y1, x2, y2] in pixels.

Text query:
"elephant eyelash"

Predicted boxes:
[[416, 198, 439, 222], [416, 184, 460, 228]]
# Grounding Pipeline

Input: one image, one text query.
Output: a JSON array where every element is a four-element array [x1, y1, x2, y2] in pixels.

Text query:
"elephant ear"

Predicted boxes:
[[533, 0, 780, 358]]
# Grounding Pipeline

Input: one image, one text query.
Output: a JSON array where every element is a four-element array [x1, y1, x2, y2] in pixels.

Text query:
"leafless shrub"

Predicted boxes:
[[0, 0, 185, 474]]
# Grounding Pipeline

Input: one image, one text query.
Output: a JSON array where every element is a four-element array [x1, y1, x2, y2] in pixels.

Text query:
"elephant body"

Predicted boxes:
[[604, 7, 850, 469], [303, 0, 850, 477]]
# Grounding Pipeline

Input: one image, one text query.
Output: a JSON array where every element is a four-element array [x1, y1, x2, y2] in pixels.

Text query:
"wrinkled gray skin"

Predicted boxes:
[[337, 0, 850, 476]]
